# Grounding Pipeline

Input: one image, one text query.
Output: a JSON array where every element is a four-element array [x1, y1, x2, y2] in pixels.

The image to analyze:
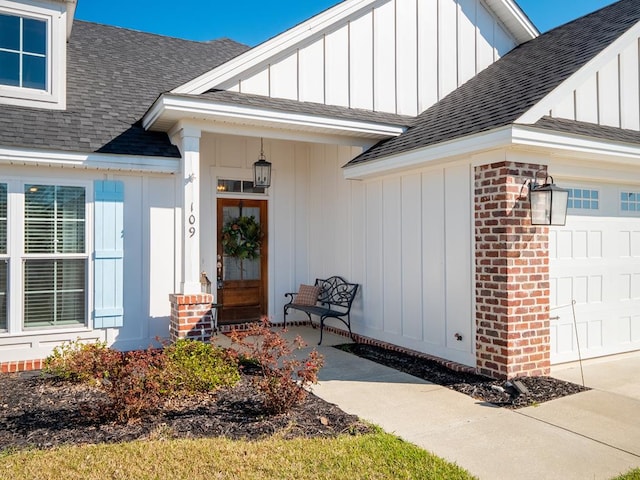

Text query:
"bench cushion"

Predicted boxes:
[[293, 284, 321, 306]]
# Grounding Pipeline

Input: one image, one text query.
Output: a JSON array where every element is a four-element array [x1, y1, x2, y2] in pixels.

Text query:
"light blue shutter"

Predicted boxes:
[[93, 180, 124, 328]]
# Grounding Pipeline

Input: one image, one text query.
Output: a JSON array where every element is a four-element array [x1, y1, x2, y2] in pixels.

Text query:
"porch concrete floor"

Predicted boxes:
[[217, 326, 640, 480]]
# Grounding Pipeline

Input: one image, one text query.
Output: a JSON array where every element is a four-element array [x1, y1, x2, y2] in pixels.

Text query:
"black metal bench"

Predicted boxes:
[[283, 276, 359, 345]]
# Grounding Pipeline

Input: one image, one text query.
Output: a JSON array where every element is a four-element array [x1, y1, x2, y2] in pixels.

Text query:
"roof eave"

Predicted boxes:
[[484, 0, 539, 42], [344, 123, 640, 180], [143, 93, 407, 143], [343, 127, 514, 180], [512, 124, 640, 163]]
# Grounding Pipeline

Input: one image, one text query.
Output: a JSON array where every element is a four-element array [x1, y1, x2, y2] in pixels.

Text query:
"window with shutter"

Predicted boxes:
[[23, 185, 86, 328]]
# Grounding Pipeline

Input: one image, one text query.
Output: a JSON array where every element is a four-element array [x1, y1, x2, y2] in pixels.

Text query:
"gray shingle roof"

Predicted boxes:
[[347, 0, 640, 167], [534, 116, 640, 145], [0, 21, 248, 157], [189, 90, 413, 127]]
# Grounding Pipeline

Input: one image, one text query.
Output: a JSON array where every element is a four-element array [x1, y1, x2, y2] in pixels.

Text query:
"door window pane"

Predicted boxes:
[[221, 206, 261, 281], [24, 259, 85, 328]]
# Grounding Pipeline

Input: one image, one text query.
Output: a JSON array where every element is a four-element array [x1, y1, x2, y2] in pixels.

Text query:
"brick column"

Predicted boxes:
[[169, 294, 214, 342], [475, 161, 550, 379]]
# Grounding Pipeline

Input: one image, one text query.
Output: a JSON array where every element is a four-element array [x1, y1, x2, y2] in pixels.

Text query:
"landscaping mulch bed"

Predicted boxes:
[[0, 369, 370, 451], [336, 343, 589, 409]]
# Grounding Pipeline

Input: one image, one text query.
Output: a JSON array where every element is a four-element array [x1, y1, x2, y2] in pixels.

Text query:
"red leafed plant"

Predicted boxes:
[[229, 318, 324, 414]]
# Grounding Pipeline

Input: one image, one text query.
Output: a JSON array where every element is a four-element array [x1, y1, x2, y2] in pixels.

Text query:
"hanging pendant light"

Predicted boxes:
[[253, 138, 272, 188]]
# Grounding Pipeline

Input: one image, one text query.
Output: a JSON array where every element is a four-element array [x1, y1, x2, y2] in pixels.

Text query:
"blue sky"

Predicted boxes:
[[74, 1, 617, 47]]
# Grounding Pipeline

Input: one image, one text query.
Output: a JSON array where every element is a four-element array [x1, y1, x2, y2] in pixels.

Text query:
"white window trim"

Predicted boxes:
[[619, 189, 640, 217], [0, 0, 67, 110], [1, 176, 93, 336], [566, 186, 600, 212]]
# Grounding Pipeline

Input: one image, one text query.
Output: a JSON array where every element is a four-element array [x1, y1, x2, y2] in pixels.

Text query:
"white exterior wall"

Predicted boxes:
[[223, 0, 516, 116], [201, 133, 475, 367], [550, 36, 640, 130], [0, 165, 177, 362]]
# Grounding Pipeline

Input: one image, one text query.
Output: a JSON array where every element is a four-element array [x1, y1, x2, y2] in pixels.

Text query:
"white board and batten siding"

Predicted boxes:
[[550, 38, 640, 130], [203, 134, 476, 367], [0, 166, 178, 363], [223, 0, 517, 116], [549, 179, 640, 364], [360, 164, 475, 366]]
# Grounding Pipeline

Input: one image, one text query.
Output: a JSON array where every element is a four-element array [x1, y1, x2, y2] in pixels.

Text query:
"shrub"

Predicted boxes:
[[229, 318, 324, 414], [164, 338, 240, 394], [101, 348, 168, 422], [44, 338, 242, 423], [43, 339, 111, 383]]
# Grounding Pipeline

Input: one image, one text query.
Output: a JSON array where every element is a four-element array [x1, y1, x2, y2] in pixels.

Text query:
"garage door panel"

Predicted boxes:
[[550, 273, 604, 306], [619, 230, 640, 257], [551, 195, 640, 363], [633, 316, 640, 343]]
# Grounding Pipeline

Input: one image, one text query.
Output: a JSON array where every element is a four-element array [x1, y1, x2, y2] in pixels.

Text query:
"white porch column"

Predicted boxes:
[[175, 126, 202, 294]]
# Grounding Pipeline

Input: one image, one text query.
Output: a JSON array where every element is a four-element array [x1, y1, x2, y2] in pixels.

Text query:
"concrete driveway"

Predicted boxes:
[[552, 351, 640, 401], [222, 326, 640, 479]]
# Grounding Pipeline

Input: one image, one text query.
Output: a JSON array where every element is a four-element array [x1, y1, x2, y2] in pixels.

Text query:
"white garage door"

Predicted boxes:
[[550, 182, 640, 364]]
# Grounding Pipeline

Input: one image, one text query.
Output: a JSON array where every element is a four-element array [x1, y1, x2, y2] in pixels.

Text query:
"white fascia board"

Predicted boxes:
[[517, 20, 640, 125], [143, 95, 406, 138], [484, 0, 539, 43], [172, 0, 385, 95], [169, 119, 378, 149], [343, 127, 513, 180], [65, 0, 77, 39], [512, 125, 640, 163], [0, 146, 180, 173]]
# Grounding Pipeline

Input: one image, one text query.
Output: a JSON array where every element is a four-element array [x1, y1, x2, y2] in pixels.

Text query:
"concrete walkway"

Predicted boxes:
[[259, 327, 640, 480]]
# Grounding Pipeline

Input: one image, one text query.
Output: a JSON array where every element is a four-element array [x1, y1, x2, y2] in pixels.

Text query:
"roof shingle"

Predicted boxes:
[[0, 21, 249, 157]]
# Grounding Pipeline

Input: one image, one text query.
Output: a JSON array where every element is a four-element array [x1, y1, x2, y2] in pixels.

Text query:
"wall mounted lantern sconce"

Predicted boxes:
[[253, 138, 272, 188], [526, 172, 569, 226]]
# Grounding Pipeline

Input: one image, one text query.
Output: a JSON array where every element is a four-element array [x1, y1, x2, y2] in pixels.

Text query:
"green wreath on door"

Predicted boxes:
[[221, 216, 262, 260]]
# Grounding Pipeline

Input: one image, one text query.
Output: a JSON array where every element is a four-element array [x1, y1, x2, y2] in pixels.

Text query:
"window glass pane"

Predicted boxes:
[[242, 181, 265, 194], [0, 260, 6, 330], [56, 186, 85, 253], [25, 185, 55, 253], [0, 51, 20, 87], [0, 183, 6, 254], [25, 185, 85, 254], [0, 14, 20, 51], [24, 259, 85, 328], [217, 179, 242, 193], [23, 18, 46, 55], [22, 54, 46, 90]]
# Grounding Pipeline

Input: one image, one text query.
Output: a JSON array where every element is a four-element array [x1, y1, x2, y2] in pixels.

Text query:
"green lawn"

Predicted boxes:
[[0, 431, 475, 480], [614, 469, 640, 480]]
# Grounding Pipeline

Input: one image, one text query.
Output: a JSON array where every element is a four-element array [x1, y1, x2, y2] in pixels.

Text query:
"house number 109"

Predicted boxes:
[[189, 203, 196, 238]]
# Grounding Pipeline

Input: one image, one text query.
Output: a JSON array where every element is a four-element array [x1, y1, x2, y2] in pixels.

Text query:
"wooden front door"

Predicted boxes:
[[216, 198, 268, 324]]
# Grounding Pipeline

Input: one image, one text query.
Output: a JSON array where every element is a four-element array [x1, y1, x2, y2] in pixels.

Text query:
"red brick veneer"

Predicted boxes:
[[169, 293, 215, 342], [475, 162, 551, 379]]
